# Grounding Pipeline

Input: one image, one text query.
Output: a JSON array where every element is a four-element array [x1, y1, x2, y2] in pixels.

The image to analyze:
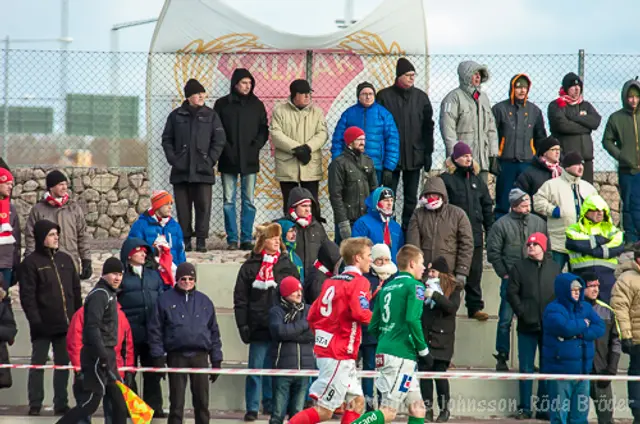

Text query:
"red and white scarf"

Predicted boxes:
[[0, 196, 14, 245], [253, 250, 280, 290], [556, 87, 583, 108], [155, 244, 176, 287], [377, 202, 393, 248], [44, 191, 69, 208], [289, 199, 312, 228], [149, 209, 170, 227], [314, 259, 333, 277], [418, 195, 443, 211], [541, 157, 563, 179]]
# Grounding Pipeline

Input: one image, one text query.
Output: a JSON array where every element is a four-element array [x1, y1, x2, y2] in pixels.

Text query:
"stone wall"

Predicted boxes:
[[12, 167, 149, 240]]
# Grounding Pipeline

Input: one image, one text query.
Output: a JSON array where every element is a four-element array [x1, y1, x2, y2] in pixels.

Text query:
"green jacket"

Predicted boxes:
[[603, 79, 640, 175]]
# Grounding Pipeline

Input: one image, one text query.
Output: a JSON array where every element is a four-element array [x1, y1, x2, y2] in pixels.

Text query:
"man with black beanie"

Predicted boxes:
[[56, 257, 129, 424], [162, 78, 227, 252], [377, 58, 434, 231], [548, 72, 601, 183], [24, 169, 91, 278], [214, 68, 269, 251], [331, 81, 400, 187], [148, 261, 223, 424], [516, 136, 563, 209]]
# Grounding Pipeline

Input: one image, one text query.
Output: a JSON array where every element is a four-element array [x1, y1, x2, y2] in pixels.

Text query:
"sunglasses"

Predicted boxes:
[[180, 277, 195, 282]]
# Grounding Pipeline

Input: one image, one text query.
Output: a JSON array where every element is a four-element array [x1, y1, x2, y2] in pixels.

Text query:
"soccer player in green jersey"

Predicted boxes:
[[351, 245, 434, 424]]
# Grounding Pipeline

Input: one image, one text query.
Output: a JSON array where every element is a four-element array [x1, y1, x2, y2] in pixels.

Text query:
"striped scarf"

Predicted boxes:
[[253, 250, 280, 290]]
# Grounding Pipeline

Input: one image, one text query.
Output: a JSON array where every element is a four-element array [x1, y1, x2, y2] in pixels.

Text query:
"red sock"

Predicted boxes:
[[341, 410, 361, 424], [289, 407, 321, 424]]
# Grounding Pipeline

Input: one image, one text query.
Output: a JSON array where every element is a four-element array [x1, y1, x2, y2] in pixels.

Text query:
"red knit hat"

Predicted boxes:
[[0, 168, 13, 183], [150, 190, 173, 213], [280, 276, 303, 297], [343, 126, 365, 145], [128, 245, 146, 258], [527, 232, 548, 253]]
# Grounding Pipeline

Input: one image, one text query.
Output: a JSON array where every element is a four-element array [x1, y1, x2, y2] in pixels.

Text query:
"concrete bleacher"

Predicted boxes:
[[5, 261, 634, 419]]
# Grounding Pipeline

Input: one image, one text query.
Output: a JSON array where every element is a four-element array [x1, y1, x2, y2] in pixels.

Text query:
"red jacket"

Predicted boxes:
[[308, 271, 372, 360], [67, 304, 134, 378]]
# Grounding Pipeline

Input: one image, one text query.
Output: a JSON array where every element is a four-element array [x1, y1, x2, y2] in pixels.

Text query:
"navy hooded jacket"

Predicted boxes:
[[542, 273, 605, 375]]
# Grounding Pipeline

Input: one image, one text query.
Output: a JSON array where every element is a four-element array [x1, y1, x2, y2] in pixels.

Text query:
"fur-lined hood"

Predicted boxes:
[[444, 156, 480, 175]]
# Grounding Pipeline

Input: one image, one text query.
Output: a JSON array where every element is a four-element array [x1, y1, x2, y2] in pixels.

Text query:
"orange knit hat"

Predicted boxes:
[[150, 190, 173, 213]]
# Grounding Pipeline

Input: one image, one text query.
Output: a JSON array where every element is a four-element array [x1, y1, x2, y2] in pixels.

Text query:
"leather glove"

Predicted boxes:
[[552, 207, 561, 219], [209, 361, 222, 383], [151, 356, 166, 380], [596, 370, 613, 389], [292, 145, 312, 165], [80, 259, 92, 280], [338, 221, 351, 240], [124, 371, 136, 387], [418, 352, 435, 370], [239, 325, 251, 345], [455, 274, 467, 285], [423, 156, 432, 173], [622, 338, 634, 355], [381, 170, 394, 188], [489, 156, 501, 176]]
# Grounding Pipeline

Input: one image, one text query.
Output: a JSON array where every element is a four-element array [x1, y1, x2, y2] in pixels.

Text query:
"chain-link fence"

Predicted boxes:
[[0, 49, 633, 235]]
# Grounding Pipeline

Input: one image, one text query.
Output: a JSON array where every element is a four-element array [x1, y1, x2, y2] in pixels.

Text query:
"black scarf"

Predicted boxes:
[[280, 297, 305, 323]]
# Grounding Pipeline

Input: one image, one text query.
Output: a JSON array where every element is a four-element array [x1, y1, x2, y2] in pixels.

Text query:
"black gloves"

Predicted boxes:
[[622, 339, 634, 355], [489, 156, 501, 176], [151, 356, 166, 380], [596, 370, 613, 389], [80, 259, 92, 280], [418, 352, 435, 370], [292, 145, 312, 165], [239, 325, 251, 345], [381, 170, 394, 188], [210, 361, 222, 383], [423, 156, 432, 173], [124, 371, 136, 387]]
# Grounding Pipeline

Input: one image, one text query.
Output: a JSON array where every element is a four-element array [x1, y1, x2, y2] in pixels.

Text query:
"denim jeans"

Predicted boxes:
[[495, 278, 514, 356], [551, 251, 570, 272], [517, 331, 547, 413], [0, 268, 11, 291], [547, 380, 590, 424], [246, 341, 274, 413], [222, 173, 257, 244], [269, 376, 308, 424], [619, 172, 640, 244], [360, 344, 377, 408], [494, 160, 532, 219]]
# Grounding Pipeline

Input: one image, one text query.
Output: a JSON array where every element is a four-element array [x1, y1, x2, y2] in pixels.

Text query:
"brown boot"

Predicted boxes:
[[470, 311, 489, 321]]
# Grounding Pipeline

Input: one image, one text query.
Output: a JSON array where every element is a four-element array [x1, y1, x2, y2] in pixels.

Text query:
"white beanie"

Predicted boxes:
[[371, 244, 392, 261]]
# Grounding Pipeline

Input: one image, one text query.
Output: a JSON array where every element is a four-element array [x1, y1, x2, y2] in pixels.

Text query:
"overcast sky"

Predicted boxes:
[[0, 0, 638, 54]]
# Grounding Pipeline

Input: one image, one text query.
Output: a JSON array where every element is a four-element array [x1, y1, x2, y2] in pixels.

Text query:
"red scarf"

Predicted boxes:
[[377, 201, 393, 248], [289, 209, 311, 228], [44, 191, 69, 208], [155, 244, 176, 287], [0, 196, 14, 245], [253, 250, 280, 290], [149, 209, 170, 227], [314, 259, 333, 277], [541, 157, 563, 179], [556, 88, 583, 108]]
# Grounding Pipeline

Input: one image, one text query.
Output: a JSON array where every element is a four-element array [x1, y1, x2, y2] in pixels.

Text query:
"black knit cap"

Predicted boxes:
[[580, 271, 599, 284], [102, 257, 124, 276], [184, 78, 206, 98], [379, 188, 394, 201], [430, 256, 449, 274], [561, 151, 584, 168], [176, 262, 197, 281], [396, 58, 415, 77], [562, 72, 583, 92], [357, 81, 376, 98], [46, 170, 68, 190], [537, 137, 560, 156]]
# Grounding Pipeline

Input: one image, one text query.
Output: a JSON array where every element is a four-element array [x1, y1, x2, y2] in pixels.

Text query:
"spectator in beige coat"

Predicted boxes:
[[270, 79, 328, 213]]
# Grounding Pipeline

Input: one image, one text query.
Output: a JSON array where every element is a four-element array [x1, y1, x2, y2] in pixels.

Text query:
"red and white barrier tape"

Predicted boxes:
[[0, 363, 636, 382]]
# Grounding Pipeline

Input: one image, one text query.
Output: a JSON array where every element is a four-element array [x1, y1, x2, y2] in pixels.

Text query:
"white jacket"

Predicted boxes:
[[533, 171, 597, 253]]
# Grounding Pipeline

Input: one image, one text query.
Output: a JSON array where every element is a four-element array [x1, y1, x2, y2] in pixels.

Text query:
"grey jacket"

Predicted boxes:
[[440, 61, 498, 171], [486, 211, 547, 278]]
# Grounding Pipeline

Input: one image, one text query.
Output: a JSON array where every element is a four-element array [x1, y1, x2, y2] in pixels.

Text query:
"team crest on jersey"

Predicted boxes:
[[359, 295, 369, 309], [399, 374, 412, 392], [416, 285, 425, 300], [375, 354, 384, 368]]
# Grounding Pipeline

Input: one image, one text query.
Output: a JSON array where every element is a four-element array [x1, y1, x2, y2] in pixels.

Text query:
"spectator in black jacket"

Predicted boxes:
[[161, 78, 227, 252], [303, 239, 340, 305], [19, 219, 82, 416], [117, 237, 167, 417], [328, 126, 377, 245], [441, 142, 493, 321], [234, 222, 299, 421], [377, 57, 434, 230], [268, 276, 314, 424], [506, 232, 559, 420], [515, 137, 563, 216], [583, 271, 621, 424], [0, 286, 16, 390], [56, 258, 129, 424], [148, 262, 223, 424], [214, 68, 269, 251], [0, 168, 20, 291]]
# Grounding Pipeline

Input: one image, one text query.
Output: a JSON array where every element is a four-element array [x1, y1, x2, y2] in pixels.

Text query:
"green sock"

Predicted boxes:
[[350, 409, 384, 424], [407, 415, 425, 424]]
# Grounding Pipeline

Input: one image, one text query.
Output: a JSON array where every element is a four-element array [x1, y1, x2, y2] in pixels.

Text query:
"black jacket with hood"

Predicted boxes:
[[603, 79, 640, 175], [303, 239, 341, 304], [214, 68, 269, 175], [18, 220, 82, 340], [492, 74, 547, 162]]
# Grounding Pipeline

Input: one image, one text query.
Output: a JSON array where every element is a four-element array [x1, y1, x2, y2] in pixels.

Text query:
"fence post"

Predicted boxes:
[[578, 49, 585, 84], [305, 50, 313, 85], [2, 37, 9, 163]]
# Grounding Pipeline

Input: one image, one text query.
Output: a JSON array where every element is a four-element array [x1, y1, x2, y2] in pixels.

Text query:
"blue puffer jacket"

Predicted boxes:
[[128, 211, 186, 265], [352, 187, 404, 261], [542, 273, 605, 375], [117, 237, 168, 344], [148, 287, 223, 364], [331, 102, 400, 172]]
